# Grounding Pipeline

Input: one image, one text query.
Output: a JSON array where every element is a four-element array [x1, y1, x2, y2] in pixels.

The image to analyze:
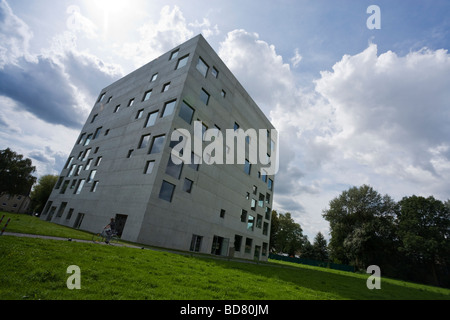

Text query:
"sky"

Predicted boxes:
[[1, 0, 450, 241]]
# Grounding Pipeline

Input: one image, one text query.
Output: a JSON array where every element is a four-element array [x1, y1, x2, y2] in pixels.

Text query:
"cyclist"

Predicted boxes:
[[104, 218, 116, 244]]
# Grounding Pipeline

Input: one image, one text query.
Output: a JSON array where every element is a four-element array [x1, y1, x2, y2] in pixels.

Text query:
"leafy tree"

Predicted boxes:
[[269, 210, 279, 252], [323, 185, 398, 269], [397, 195, 450, 286], [0, 148, 36, 196], [30, 175, 59, 214], [271, 212, 304, 256]]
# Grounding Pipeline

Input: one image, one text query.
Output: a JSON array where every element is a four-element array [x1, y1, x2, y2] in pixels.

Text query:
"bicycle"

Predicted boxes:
[[92, 229, 120, 244]]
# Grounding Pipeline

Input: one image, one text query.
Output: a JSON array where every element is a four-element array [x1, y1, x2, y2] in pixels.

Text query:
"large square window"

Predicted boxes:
[[162, 100, 177, 117], [196, 57, 209, 77], [138, 134, 151, 149], [145, 111, 158, 127], [159, 180, 175, 202], [166, 156, 183, 179], [176, 55, 189, 70], [179, 101, 195, 124], [149, 135, 166, 154]]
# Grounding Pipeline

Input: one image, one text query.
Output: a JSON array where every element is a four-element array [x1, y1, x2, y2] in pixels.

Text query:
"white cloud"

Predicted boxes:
[[291, 48, 303, 68]]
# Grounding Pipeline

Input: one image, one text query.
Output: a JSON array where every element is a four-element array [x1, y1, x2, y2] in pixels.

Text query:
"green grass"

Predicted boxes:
[[1, 212, 449, 300]]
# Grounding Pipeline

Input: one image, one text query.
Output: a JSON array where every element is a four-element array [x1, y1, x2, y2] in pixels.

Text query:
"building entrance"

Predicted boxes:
[[211, 235, 229, 256]]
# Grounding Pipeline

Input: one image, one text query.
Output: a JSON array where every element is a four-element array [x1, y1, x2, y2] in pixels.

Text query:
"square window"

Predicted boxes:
[[190, 234, 202, 252], [234, 122, 240, 131], [256, 214, 263, 228], [107, 96, 113, 103], [179, 101, 195, 124], [176, 55, 189, 70], [93, 127, 102, 139], [221, 90, 226, 98], [189, 152, 200, 171], [258, 193, 264, 207], [128, 98, 135, 107], [159, 180, 175, 202], [151, 73, 158, 82], [84, 134, 93, 146], [136, 109, 144, 119], [212, 67, 219, 78], [143, 90, 152, 101], [183, 178, 193, 193], [144, 160, 155, 174], [240, 209, 247, 223], [114, 105, 121, 113], [200, 88, 210, 105], [245, 238, 253, 253], [97, 93, 106, 103], [162, 100, 177, 117], [244, 159, 251, 175], [263, 222, 269, 236], [127, 150, 134, 158], [196, 57, 209, 77], [170, 49, 179, 60], [251, 199, 256, 211], [75, 179, 85, 195], [139, 134, 151, 149], [234, 235, 243, 252], [162, 82, 171, 92], [166, 156, 183, 179], [145, 111, 158, 127], [268, 179, 273, 191], [149, 135, 166, 154], [88, 170, 97, 183], [220, 209, 226, 218], [91, 181, 99, 192]]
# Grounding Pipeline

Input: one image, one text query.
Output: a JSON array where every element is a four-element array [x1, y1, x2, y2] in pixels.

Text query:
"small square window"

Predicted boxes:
[[176, 55, 189, 70], [93, 127, 102, 139], [127, 150, 134, 158], [114, 105, 121, 113], [200, 88, 210, 105], [183, 178, 193, 193], [151, 73, 158, 82], [251, 199, 256, 211], [159, 180, 175, 202], [170, 49, 179, 60], [91, 181, 99, 193], [162, 82, 171, 92], [128, 98, 135, 107], [268, 179, 274, 191], [244, 159, 251, 175], [91, 114, 98, 123], [143, 90, 152, 101], [88, 170, 97, 183], [220, 209, 226, 218], [221, 90, 226, 98], [136, 109, 144, 119], [97, 93, 106, 103], [212, 67, 219, 78], [144, 160, 155, 174], [162, 100, 177, 117], [196, 57, 209, 77], [107, 96, 113, 104]]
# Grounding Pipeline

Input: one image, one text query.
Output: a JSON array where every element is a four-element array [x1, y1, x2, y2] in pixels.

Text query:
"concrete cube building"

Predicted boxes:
[[41, 34, 276, 260]]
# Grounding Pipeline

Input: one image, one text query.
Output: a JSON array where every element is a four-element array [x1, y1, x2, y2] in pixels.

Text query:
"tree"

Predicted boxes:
[[312, 232, 329, 262], [30, 175, 59, 215], [270, 212, 304, 256], [397, 195, 450, 286], [0, 148, 36, 196], [323, 185, 398, 269]]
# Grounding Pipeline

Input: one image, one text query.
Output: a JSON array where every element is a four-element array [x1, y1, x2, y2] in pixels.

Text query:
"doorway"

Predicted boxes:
[[211, 235, 229, 256], [114, 214, 128, 237]]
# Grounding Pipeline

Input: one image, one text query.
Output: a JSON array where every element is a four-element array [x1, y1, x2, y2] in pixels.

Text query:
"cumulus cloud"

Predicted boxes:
[[315, 44, 450, 199]]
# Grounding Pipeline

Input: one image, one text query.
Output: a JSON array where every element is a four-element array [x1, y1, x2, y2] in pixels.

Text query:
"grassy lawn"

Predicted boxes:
[[1, 212, 449, 300]]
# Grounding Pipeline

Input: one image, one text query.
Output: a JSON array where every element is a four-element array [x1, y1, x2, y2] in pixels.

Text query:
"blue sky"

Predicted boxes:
[[1, 0, 450, 240]]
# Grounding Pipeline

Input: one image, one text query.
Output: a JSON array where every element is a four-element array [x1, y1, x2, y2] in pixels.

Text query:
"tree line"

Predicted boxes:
[[270, 184, 450, 288]]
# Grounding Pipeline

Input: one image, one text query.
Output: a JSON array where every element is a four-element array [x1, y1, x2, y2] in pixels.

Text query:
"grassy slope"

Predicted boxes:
[[1, 212, 449, 300]]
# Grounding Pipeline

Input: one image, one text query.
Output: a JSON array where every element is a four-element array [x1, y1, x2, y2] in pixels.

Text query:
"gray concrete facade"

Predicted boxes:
[[41, 34, 276, 261]]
